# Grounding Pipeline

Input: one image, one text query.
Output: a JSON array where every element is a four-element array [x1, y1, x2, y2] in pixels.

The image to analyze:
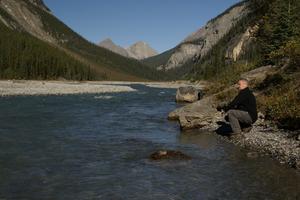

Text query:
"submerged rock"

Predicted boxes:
[[149, 150, 191, 160], [175, 86, 203, 103], [246, 151, 259, 159]]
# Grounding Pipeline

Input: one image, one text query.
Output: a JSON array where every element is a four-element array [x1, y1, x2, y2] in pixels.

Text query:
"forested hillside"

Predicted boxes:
[[0, 0, 165, 81], [0, 17, 93, 80]]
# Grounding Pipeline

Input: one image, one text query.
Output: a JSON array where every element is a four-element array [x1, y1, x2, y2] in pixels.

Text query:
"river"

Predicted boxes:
[[0, 84, 299, 200]]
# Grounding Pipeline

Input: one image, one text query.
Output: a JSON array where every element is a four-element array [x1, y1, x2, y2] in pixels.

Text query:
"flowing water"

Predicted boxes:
[[0, 85, 299, 200]]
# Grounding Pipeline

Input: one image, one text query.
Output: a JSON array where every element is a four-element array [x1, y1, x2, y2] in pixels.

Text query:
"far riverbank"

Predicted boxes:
[[0, 80, 205, 96]]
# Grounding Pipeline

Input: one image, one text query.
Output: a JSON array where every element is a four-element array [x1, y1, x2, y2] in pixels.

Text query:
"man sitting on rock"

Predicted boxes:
[[220, 78, 258, 135]]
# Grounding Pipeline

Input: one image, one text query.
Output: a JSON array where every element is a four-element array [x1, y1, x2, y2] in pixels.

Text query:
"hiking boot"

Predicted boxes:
[[230, 131, 242, 137]]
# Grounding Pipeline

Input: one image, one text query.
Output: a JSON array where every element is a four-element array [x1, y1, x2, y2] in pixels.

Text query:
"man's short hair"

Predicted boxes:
[[238, 78, 249, 85]]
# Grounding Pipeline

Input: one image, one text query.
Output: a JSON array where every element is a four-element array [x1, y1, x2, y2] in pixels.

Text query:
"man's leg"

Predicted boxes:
[[227, 109, 252, 134]]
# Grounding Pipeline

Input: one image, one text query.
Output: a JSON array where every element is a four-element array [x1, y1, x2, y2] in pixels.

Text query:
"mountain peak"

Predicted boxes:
[[127, 41, 158, 60], [99, 38, 115, 46], [133, 41, 147, 46], [98, 38, 130, 58], [28, 0, 51, 12]]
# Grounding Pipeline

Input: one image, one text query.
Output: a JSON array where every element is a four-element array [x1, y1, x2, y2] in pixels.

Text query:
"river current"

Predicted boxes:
[[0, 84, 299, 200]]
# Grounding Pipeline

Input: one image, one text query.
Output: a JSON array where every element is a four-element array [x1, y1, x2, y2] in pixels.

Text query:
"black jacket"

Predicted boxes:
[[225, 87, 258, 122]]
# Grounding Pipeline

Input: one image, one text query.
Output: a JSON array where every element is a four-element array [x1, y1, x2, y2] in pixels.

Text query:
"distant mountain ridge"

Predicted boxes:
[[98, 39, 158, 60]]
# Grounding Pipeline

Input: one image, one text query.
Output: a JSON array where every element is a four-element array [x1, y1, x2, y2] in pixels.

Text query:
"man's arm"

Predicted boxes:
[[224, 93, 243, 112]]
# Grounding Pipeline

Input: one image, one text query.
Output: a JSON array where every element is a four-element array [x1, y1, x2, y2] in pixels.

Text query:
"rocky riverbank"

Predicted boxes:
[[168, 89, 300, 169]]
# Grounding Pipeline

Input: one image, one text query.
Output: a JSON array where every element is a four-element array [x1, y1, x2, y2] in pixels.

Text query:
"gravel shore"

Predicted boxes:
[[0, 80, 200, 96], [0, 80, 137, 96], [169, 95, 300, 169], [215, 115, 300, 169]]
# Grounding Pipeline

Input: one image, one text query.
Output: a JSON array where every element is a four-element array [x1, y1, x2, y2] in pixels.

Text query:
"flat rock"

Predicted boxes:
[[241, 65, 277, 85], [169, 97, 218, 130]]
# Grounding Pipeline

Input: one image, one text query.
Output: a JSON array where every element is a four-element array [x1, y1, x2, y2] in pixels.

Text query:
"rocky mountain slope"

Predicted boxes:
[[0, 0, 56, 44], [99, 39, 158, 60], [27, 0, 50, 12], [0, 0, 162, 81], [144, 1, 250, 71]]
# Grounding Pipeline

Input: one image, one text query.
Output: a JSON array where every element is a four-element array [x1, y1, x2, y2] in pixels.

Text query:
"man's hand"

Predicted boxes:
[[216, 101, 228, 112]]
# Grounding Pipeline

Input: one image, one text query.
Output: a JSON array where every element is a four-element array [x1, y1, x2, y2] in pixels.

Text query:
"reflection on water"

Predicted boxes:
[[0, 84, 299, 200], [94, 95, 114, 100]]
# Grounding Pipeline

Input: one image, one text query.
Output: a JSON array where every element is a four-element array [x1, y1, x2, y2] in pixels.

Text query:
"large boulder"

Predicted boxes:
[[175, 86, 203, 103], [169, 97, 220, 130]]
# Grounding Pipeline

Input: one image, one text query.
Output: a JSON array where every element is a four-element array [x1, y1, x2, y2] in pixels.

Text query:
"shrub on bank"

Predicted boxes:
[[257, 79, 300, 130]]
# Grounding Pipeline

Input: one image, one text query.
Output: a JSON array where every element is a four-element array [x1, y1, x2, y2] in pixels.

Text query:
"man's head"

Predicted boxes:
[[237, 78, 249, 91]]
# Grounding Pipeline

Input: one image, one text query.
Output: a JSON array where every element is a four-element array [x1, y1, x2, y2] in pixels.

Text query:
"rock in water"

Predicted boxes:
[[176, 86, 202, 103], [149, 150, 191, 160]]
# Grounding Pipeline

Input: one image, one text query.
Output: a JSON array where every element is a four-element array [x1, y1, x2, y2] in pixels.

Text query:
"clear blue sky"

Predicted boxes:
[[44, 0, 241, 53]]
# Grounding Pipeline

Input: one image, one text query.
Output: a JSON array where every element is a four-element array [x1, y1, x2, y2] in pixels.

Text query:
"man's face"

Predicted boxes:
[[237, 80, 248, 90]]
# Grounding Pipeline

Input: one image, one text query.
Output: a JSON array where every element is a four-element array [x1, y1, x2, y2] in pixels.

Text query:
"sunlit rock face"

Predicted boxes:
[[126, 41, 158, 60], [160, 2, 250, 70], [0, 0, 56, 44]]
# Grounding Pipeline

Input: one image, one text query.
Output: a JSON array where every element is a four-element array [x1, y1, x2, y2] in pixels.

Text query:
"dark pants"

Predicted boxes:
[[227, 109, 252, 134]]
